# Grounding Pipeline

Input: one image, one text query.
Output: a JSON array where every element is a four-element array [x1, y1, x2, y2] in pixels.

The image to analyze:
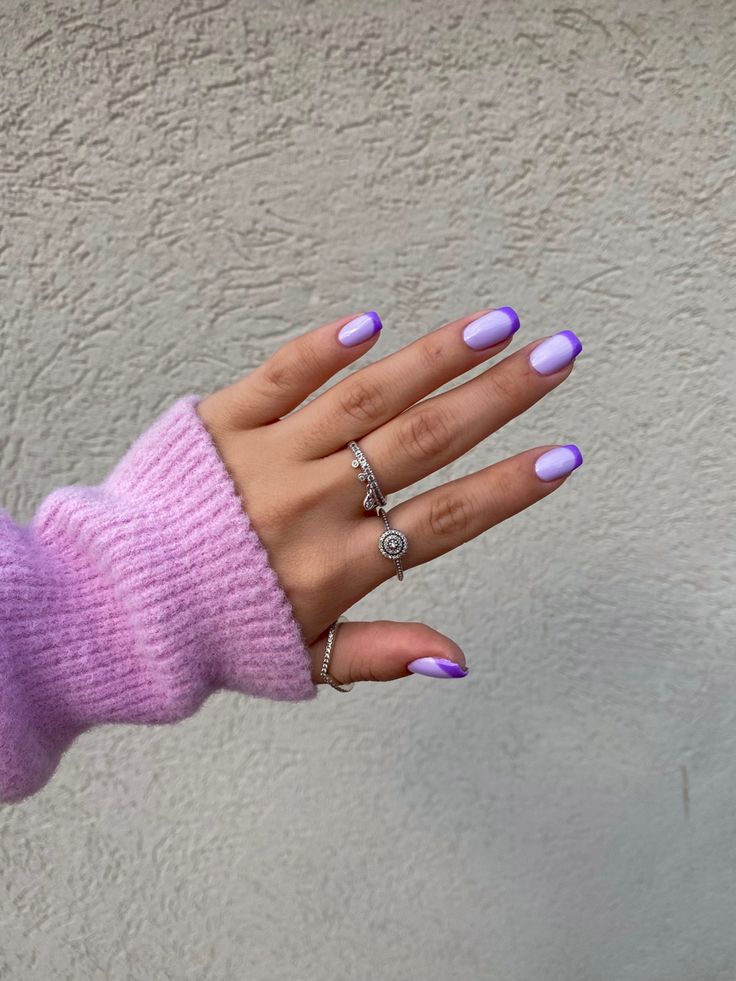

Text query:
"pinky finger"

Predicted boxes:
[[373, 444, 584, 574], [206, 311, 383, 430]]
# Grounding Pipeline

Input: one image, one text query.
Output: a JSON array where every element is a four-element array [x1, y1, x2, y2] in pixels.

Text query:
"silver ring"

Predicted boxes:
[[348, 440, 387, 512], [319, 616, 353, 692], [376, 506, 408, 581]]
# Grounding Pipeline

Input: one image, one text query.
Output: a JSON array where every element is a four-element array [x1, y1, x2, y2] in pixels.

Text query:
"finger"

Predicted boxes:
[[358, 331, 582, 494], [282, 306, 521, 458], [202, 311, 383, 429], [360, 445, 584, 579], [308, 620, 468, 686]]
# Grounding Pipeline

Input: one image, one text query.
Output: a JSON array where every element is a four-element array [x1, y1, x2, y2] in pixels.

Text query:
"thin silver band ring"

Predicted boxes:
[[319, 616, 353, 692], [348, 440, 387, 512]]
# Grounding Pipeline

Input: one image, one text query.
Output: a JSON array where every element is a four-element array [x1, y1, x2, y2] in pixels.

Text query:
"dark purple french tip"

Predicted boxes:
[[558, 329, 582, 357], [528, 329, 583, 375], [497, 306, 521, 335], [337, 311, 383, 347], [365, 310, 383, 334], [534, 444, 584, 481], [563, 444, 584, 469], [462, 306, 521, 350]]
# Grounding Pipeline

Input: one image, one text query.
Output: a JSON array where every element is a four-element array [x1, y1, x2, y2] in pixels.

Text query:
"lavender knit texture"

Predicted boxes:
[[0, 396, 317, 803]]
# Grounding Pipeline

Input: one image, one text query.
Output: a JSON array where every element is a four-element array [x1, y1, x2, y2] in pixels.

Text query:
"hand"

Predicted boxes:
[[196, 308, 583, 687]]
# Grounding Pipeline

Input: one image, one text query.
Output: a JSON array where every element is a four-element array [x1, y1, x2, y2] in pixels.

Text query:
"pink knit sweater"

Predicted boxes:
[[0, 396, 317, 803]]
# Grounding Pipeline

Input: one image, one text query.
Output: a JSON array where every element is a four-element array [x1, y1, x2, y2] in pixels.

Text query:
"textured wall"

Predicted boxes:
[[1, 1, 734, 979]]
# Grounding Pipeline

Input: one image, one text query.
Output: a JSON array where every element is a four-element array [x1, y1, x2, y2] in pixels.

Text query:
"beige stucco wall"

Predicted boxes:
[[1, 1, 734, 978]]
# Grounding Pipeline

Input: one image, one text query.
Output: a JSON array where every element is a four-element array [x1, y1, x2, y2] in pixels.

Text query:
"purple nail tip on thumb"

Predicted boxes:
[[407, 657, 469, 679], [365, 310, 383, 332]]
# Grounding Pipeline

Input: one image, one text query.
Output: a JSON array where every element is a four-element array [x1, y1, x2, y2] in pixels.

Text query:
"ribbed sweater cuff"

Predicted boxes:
[[97, 395, 317, 707], [0, 396, 316, 802]]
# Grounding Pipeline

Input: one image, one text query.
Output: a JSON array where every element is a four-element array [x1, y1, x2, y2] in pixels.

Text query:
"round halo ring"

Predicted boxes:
[[378, 528, 408, 561]]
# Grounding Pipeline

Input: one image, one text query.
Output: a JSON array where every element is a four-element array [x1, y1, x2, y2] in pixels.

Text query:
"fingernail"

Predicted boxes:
[[337, 311, 382, 347], [535, 444, 584, 482], [529, 330, 582, 375], [462, 306, 520, 350], [407, 657, 469, 679]]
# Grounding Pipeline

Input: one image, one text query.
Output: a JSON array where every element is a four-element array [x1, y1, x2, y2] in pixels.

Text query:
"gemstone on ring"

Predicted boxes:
[[378, 528, 408, 560]]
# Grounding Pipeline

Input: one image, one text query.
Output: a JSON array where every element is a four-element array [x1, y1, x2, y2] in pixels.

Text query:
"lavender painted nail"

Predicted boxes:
[[337, 311, 383, 347], [462, 306, 521, 350], [529, 330, 582, 375], [535, 444, 584, 482], [407, 657, 469, 679]]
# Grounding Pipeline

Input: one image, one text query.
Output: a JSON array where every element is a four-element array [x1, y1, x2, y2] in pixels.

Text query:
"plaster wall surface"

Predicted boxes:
[[1, 2, 734, 979]]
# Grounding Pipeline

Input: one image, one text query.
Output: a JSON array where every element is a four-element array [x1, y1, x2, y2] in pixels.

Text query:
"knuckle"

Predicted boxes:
[[260, 355, 299, 397], [292, 336, 323, 378], [489, 366, 521, 404], [487, 466, 517, 511], [400, 405, 455, 464], [426, 492, 474, 540], [418, 336, 447, 371], [339, 377, 386, 424], [259, 337, 322, 399]]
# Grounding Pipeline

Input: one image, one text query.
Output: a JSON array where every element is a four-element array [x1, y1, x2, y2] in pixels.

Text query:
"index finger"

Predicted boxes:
[[281, 306, 521, 458]]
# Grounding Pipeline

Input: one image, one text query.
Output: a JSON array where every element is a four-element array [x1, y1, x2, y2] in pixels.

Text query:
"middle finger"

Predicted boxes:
[[281, 306, 521, 457], [355, 330, 583, 495]]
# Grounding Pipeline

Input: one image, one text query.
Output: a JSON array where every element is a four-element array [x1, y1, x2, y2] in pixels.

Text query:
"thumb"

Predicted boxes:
[[308, 620, 469, 687]]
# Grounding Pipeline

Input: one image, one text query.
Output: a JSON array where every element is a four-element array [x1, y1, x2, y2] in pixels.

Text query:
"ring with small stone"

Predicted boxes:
[[348, 440, 387, 512], [376, 506, 408, 581]]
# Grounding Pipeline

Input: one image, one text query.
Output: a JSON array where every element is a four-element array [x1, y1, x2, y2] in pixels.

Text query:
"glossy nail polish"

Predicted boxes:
[[529, 330, 582, 375], [535, 444, 584, 481], [337, 311, 382, 347], [407, 657, 469, 679], [462, 306, 520, 350]]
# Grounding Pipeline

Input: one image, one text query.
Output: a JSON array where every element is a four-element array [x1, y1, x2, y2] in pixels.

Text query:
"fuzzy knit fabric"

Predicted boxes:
[[0, 395, 317, 803]]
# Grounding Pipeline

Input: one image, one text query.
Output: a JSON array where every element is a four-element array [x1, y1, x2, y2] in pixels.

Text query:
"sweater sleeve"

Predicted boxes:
[[0, 395, 317, 803]]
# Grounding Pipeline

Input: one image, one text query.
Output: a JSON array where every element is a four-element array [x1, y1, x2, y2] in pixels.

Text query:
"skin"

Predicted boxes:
[[197, 308, 579, 688]]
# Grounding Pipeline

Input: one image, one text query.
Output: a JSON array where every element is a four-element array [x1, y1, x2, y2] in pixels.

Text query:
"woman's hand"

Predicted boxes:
[[196, 308, 583, 687]]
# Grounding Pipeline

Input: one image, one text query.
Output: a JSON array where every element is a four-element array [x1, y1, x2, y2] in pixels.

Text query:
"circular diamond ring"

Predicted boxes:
[[376, 506, 408, 581]]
